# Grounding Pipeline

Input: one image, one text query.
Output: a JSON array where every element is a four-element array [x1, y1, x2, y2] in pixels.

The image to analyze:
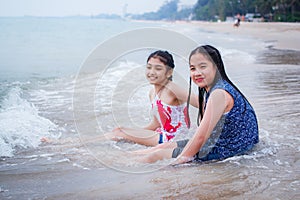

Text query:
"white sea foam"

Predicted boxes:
[[220, 47, 256, 64], [0, 86, 60, 157]]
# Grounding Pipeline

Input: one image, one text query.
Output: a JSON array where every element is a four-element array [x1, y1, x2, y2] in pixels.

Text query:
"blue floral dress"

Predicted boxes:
[[195, 79, 259, 161]]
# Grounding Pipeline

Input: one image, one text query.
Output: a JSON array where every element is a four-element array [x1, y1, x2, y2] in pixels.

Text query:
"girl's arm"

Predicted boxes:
[[188, 92, 199, 108], [175, 89, 233, 164], [143, 116, 160, 131], [170, 82, 199, 108]]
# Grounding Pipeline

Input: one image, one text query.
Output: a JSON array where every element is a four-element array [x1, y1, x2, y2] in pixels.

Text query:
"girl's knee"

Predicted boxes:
[[156, 141, 177, 149]]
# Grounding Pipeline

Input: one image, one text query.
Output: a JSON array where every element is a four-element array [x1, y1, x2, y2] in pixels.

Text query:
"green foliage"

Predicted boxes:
[[131, 0, 300, 22], [132, 0, 181, 20], [192, 0, 300, 22]]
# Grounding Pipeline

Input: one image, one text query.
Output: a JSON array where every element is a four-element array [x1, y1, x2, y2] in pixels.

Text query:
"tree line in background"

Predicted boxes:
[[131, 0, 300, 22]]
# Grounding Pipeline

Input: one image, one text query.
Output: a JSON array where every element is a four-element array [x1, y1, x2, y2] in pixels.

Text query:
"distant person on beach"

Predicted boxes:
[[101, 50, 198, 146], [138, 45, 259, 164], [233, 17, 241, 27]]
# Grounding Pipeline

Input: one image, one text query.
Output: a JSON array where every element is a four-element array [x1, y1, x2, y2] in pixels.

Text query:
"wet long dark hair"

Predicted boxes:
[[147, 50, 175, 81], [186, 45, 250, 126]]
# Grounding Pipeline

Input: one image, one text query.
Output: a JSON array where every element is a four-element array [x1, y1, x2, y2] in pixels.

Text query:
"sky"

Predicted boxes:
[[0, 0, 197, 17]]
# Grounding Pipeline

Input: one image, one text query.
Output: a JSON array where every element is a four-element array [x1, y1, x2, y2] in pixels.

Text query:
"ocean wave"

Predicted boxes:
[[220, 47, 256, 64], [0, 86, 61, 157]]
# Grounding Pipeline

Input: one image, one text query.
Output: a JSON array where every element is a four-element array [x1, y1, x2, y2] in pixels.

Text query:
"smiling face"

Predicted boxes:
[[189, 52, 217, 91], [145, 57, 172, 85]]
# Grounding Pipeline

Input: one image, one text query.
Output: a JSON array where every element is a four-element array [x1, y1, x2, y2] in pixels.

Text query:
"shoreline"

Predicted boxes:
[[3, 17, 299, 51], [158, 20, 300, 65], [133, 19, 300, 65], [133, 19, 300, 51], [179, 21, 300, 51]]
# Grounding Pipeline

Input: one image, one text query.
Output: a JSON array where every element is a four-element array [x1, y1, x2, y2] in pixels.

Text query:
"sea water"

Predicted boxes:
[[0, 17, 299, 199]]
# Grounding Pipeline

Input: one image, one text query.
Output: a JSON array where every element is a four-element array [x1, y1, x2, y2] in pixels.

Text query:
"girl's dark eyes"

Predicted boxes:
[[146, 66, 163, 70], [190, 65, 206, 71]]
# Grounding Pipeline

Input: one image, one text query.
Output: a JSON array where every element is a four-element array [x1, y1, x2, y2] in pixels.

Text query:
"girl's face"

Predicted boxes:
[[189, 53, 217, 91], [145, 57, 172, 85]]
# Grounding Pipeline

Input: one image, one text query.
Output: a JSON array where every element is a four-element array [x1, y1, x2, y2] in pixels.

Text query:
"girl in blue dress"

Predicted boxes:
[[141, 45, 259, 164]]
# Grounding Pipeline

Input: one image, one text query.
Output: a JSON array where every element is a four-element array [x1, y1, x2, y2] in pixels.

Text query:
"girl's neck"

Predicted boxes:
[[206, 78, 221, 93], [154, 80, 169, 95]]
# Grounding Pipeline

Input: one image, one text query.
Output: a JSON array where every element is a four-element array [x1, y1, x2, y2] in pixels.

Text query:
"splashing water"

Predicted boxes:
[[0, 86, 60, 157]]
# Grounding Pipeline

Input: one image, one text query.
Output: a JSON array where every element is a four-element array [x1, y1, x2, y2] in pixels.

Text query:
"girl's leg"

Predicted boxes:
[[111, 127, 160, 146], [140, 147, 175, 163], [133, 141, 177, 154]]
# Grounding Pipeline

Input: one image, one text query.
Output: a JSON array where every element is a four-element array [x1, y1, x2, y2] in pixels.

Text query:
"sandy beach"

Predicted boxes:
[[185, 21, 300, 51]]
